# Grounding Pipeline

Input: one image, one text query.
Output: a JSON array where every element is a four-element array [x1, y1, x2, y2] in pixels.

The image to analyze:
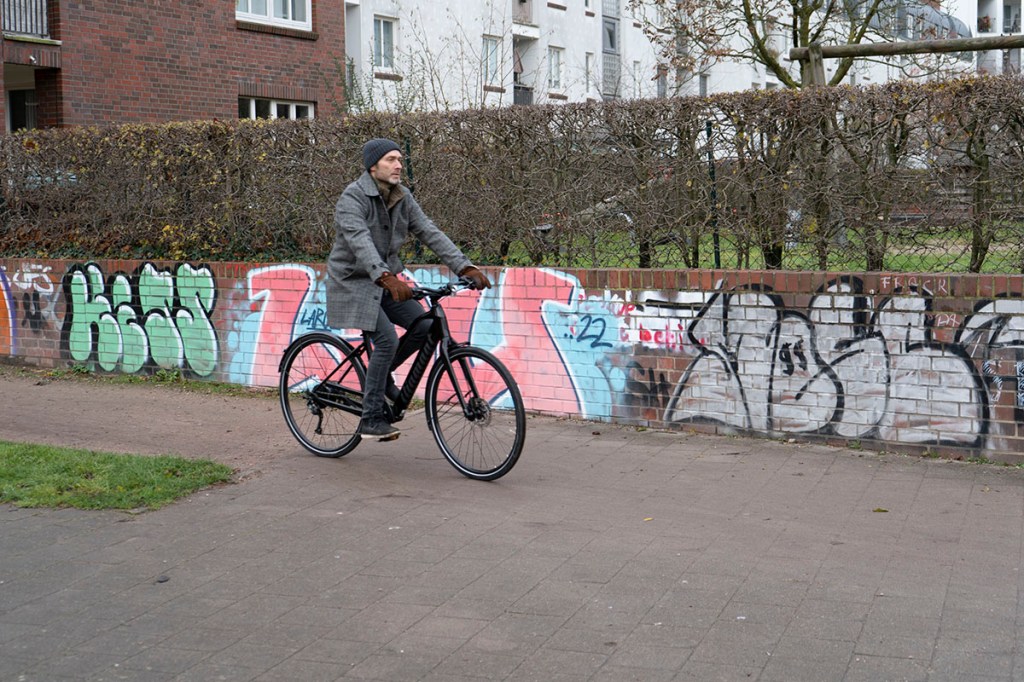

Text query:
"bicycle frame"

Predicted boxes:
[[278, 277, 524, 476], [321, 284, 478, 421]]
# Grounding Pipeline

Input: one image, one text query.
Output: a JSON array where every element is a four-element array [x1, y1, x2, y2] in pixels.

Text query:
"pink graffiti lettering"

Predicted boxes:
[[489, 269, 583, 414], [247, 265, 318, 386]]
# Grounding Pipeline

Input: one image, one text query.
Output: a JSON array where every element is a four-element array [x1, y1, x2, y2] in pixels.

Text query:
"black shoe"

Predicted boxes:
[[358, 418, 400, 441]]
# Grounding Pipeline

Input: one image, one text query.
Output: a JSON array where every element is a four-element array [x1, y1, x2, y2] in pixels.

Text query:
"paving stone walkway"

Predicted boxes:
[[2, 375, 1023, 680]]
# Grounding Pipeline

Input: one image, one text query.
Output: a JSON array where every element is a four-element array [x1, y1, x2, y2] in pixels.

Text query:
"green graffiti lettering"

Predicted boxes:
[[174, 264, 218, 376], [145, 311, 181, 370], [96, 313, 122, 371], [62, 262, 219, 376], [138, 264, 179, 370], [65, 265, 119, 365], [138, 263, 174, 312], [117, 312, 147, 374]]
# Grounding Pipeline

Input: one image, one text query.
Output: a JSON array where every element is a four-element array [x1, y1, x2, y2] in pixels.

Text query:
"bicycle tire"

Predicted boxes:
[[279, 333, 365, 458], [425, 346, 526, 480]]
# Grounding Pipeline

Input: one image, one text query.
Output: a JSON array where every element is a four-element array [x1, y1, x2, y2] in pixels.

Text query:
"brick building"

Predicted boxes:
[[1, 0, 346, 133]]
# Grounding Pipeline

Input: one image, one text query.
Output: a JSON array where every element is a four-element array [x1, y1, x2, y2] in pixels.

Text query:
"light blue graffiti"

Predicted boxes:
[[539, 270, 628, 420]]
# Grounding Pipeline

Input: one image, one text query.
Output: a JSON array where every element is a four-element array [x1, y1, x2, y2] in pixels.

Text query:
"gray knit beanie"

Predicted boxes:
[[363, 138, 402, 171]]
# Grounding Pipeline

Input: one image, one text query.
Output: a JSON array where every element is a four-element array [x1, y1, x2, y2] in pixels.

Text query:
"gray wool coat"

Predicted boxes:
[[326, 172, 472, 331]]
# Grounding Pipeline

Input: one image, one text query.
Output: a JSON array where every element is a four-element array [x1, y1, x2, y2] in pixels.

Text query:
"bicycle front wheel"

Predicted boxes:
[[279, 333, 365, 458], [425, 346, 526, 480]]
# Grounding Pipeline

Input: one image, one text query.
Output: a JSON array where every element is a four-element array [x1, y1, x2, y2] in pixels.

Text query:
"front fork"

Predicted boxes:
[[436, 346, 486, 421]]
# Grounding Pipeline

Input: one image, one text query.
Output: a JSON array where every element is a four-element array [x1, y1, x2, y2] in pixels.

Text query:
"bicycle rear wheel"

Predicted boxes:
[[279, 333, 365, 458], [425, 346, 526, 480]]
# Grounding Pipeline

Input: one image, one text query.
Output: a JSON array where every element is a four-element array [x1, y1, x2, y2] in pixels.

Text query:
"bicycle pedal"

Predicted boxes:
[[377, 431, 401, 443]]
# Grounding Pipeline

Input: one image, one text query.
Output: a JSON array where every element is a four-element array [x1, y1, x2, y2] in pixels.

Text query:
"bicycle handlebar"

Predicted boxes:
[[410, 277, 475, 301]]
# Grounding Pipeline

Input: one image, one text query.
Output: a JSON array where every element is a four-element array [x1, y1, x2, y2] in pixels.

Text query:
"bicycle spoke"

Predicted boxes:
[[279, 334, 365, 458], [427, 347, 525, 480]]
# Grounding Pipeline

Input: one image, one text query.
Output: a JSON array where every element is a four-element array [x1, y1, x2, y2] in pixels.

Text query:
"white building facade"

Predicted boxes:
[[343, 0, 664, 111], [961, 0, 1022, 73], [343, 0, 984, 113]]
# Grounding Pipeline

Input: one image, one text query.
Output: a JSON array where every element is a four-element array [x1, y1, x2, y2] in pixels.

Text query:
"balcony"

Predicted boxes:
[[513, 0, 540, 39], [2, 0, 49, 38], [514, 0, 532, 24]]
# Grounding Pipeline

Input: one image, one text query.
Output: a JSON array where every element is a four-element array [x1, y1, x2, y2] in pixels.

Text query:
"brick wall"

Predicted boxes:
[[40, 1, 345, 126], [4, 257, 1023, 463]]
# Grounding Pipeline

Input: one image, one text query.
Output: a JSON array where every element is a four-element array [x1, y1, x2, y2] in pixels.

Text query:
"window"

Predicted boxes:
[[236, 0, 311, 31], [548, 46, 564, 90], [483, 36, 500, 86], [699, 73, 709, 97], [633, 60, 641, 98], [374, 16, 396, 70], [603, 19, 618, 53], [238, 97, 314, 120], [585, 52, 594, 91]]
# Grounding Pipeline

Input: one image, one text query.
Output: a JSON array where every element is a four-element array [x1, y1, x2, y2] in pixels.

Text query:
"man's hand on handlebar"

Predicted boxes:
[[459, 266, 492, 290], [377, 272, 413, 302]]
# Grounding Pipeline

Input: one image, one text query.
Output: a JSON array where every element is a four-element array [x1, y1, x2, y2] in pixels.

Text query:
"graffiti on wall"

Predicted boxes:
[[657, 276, 1024, 451], [6, 257, 1024, 457], [0, 267, 15, 355], [220, 265, 1024, 454], [958, 295, 1024, 454], [222, 264, 632, 418], [60, 262, 219, 376], [9, 263, 59, 335]]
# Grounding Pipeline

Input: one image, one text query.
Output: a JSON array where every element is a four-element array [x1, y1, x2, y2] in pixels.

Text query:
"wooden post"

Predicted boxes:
[[804, 43, 826, 87], [791, 33, 1024, 63]]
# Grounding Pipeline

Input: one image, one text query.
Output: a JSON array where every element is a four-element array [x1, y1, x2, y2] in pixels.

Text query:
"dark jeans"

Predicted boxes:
[[362, 293, 431, 421]]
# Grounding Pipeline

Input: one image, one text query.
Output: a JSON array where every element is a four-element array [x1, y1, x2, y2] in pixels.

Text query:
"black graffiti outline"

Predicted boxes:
[[576, 314, 614, 349], [664, 277, 989, 446], [21, 292, 43, 333]]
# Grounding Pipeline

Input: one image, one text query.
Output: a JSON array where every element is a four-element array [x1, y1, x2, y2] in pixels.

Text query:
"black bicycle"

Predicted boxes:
[[278, 278, 526, 480]]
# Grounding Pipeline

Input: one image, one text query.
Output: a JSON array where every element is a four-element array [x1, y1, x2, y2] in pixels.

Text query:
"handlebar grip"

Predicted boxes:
[[410, 278, 477, 299]]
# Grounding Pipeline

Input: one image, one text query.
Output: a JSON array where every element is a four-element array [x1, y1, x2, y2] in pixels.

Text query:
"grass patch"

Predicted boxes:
[[0, 441, 233, 511]]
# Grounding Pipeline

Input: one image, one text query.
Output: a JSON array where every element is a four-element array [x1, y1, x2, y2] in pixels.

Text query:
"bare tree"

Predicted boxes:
[[627, 0, 970, 89]]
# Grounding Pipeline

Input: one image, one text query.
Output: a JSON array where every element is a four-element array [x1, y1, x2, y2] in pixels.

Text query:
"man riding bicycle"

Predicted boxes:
[[327, 138, 491, 441]]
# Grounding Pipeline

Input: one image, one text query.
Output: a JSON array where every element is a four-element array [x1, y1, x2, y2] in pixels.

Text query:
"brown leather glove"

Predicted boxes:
[[459, 266, 492, 290], [377, 272, 413, 302]]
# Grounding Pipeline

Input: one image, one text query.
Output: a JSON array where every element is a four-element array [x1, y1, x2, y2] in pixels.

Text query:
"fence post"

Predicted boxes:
[[804, 43, 826, 87], [705, 119, 720, 269]]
